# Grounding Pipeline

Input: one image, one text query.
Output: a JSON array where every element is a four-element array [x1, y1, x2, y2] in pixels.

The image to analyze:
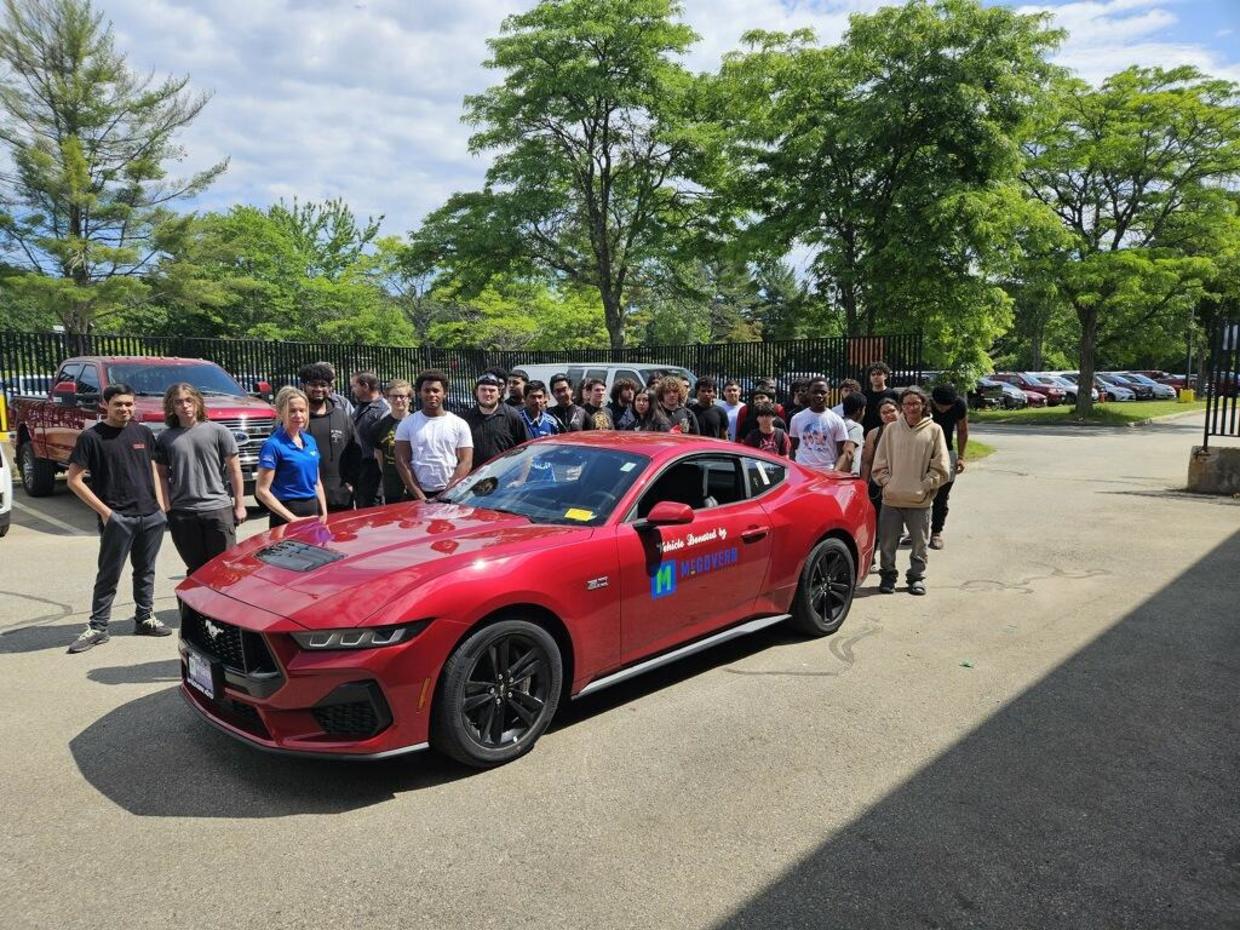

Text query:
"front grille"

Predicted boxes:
[[225, 699, 269, 738], [182, 606, 278, 674], [212, 416, 274, 467], [312, 681, 392, 738]]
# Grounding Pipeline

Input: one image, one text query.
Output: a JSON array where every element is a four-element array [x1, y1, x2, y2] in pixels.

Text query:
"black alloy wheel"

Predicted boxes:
[[789, 537, 856, 637], [432, 619, 562, 768]]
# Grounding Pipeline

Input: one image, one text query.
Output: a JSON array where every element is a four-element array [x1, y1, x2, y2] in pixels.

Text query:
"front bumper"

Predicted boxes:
[[176, 594, 463, 758]]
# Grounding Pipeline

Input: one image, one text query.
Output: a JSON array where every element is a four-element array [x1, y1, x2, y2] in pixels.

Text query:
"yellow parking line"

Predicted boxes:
[[11, 500, 94, 537]]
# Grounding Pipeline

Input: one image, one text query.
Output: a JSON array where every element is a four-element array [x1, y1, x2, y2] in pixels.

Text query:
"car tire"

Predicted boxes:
[[431, 618, 562, 768], [789, 537, 856, 637], [18, 442, 56, 497]]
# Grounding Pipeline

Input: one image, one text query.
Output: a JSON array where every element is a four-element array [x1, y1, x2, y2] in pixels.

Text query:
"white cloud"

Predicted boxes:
[[71, 0, 1237, 239]]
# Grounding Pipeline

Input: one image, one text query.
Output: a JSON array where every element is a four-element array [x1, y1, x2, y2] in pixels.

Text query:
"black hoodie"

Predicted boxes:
[[308, 400, 361, 509]]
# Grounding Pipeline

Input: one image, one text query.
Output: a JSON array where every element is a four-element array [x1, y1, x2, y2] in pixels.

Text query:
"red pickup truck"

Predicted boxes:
[[12, 356, 277, 497]]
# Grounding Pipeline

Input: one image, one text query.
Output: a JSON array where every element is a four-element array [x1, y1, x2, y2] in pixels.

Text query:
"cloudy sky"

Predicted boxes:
[[91, 0, 1240, 239]]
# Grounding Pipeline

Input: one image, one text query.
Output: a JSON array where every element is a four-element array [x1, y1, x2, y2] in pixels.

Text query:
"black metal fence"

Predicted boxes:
[[0, 330, 922, 403], [1203, 319, 1239, 448]]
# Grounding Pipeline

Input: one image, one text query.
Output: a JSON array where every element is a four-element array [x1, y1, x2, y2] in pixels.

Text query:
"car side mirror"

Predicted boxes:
[[636, 501, 695, 531], [52, 381, 76, 403], [254, 380, 272, 398]]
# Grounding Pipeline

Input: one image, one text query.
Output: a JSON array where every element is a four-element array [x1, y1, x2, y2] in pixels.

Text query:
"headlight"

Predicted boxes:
[[290, 620, 429, 651]]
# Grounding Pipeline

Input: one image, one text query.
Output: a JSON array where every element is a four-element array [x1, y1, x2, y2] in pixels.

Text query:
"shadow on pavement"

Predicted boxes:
[[712, 531, 1240, 930], [69, 687, 471, 817], [0, 606, 179, 654], [88, 659, 180, 685]]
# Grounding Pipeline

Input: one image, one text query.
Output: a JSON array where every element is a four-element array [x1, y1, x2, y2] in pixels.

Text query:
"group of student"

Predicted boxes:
[[62, 359, 969, 654]]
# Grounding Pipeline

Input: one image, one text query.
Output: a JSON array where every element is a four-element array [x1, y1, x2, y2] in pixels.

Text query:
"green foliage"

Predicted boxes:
[[1021, 66, 1240, 410], [0, 0, 225, 332], [712, 0, 1063, 380], [405, 0, 722, 348]]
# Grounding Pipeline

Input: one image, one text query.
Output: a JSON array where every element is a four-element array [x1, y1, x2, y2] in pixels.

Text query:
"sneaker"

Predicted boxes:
[[879, 578, 896, 595], [68, 626, 110, 654], [909, 580, 927, 596], [929, 534, 944, 550], [134, 617, 172, 637]]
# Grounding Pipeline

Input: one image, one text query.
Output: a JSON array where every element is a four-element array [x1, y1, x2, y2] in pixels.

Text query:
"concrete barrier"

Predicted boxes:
[[1187, 445, 1240, 495]]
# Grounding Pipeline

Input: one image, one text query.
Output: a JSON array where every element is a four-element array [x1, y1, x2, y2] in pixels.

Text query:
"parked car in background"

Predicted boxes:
[[514, 363, 698, 397], [1098, 372, 1152, 400], [12, 356, 277, 497], [1118, 372, 1176, 400], [1064, 373, 1134, 401], [991, 372, 1066, 406], [1128, 369, 1194, 391], [970, 379, 1010, 409], [1035, 373, 1098, 405], [983, 378, 1029, 409]]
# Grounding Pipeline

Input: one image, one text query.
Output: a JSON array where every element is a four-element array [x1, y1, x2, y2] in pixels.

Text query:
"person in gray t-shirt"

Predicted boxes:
[[154, 383, 247, 574]]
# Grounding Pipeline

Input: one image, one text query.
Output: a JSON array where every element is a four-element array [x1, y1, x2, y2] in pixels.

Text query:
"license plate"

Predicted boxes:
[[186, 649, 216, 699]]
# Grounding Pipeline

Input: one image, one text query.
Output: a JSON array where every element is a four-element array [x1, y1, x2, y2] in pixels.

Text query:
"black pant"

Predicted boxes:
[[931, 477, 954, 534], [381, 467, 411, 504], [168, 506, 236, 575], [269, 497, 320, 529], [89, 510, 166, 630], [354, 459, 383, 508]]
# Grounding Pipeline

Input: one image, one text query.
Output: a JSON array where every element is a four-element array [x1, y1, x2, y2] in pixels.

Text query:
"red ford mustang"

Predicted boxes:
[[177, 432, 875, 767]]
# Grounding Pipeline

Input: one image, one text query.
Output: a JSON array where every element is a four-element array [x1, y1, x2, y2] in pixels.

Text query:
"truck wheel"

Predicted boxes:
[[18, 442, 56, 497]]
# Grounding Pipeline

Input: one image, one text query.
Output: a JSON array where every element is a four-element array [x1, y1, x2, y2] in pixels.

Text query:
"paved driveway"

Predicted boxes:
[[1, 417, 1237, 929]]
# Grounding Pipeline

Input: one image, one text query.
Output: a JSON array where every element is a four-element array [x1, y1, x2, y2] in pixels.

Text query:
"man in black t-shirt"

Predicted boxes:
[[463, 372, 527, 469], [862, 362, 902, 434], [549, 374, 590, 432], [929, 384, 969, 550], [66, 383, 171, 653], [688, 377, 729, 439]]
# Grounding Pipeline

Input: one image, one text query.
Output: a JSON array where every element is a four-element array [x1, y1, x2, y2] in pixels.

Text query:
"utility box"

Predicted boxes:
[[1188, 446, 1240, 495]]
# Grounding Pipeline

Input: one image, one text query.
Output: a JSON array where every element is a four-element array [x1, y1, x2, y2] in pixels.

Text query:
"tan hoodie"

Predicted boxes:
[[871, 415, 950, 508]]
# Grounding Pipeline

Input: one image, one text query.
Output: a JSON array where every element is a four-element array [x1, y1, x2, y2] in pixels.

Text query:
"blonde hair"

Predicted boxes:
[[385, 378, 413, 396], [274, 385, 309, 425], [656, 375, 687, 405], [162, 382, 207, 428]]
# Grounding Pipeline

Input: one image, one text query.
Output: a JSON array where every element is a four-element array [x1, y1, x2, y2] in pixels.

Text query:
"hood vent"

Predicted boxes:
[[255, 540, 345, 572]]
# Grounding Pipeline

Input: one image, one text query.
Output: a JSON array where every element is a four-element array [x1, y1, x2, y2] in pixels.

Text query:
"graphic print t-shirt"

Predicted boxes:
[[789, 407, 850, 469]]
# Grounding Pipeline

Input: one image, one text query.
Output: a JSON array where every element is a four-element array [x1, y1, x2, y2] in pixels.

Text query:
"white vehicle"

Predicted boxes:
[[1033, 373, 1098, 404], [0, 434, 12, 538], [512, 362, 699, 395], [1061, 372, 1135, 402], [1120, 372, 1177, 400]]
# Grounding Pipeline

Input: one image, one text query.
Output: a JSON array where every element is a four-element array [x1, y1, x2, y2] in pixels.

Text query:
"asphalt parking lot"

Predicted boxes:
[[2, 415, 1238, 929]]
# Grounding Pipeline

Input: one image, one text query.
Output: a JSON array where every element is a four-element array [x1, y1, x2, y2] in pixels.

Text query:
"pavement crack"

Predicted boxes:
[[725, 624, 880, 677], [955, 567, 1111, 595]]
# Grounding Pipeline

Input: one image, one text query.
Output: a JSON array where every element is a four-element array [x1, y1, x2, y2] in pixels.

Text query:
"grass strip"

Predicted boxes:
[[972, 400, 1205, 426]]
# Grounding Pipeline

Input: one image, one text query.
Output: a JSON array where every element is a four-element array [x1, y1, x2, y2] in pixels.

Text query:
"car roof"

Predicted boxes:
[[67, 356, 219, 366]]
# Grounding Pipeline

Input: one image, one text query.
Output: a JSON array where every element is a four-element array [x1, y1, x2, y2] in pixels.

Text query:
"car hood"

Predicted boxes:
[[187, 501, 590, 627]]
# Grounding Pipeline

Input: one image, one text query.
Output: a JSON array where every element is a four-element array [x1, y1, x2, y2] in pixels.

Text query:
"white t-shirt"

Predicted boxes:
[[721, 401, 742, 441], [789, 407, 850, 469], [395, 411, 473, 491], [845, 420, 865, 476]]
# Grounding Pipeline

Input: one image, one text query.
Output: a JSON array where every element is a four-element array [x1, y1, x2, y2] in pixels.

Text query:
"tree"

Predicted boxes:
[[0, 0, 226, 333], [1021, 66, 1240, 412], [405, 0, 719, 349], [713, 0, 1063, 377]]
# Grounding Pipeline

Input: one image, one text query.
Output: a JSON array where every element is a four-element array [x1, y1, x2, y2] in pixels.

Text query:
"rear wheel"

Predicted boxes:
[[789, 538, 856, 637], [431, 619, 562, 768], [18, 442, 56, 497]]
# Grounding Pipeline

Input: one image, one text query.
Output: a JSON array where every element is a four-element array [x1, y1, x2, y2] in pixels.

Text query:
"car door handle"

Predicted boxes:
[[741, 527, 768, 543]]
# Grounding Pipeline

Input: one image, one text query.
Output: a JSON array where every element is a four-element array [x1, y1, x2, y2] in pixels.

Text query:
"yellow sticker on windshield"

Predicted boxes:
[[564, 508, 595, 521]]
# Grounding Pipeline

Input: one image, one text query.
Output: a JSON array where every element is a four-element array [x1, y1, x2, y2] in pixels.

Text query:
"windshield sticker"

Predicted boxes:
[[620, 462, 636, 472], [658, 526, 728, 554], [564, 508, 595, 521]]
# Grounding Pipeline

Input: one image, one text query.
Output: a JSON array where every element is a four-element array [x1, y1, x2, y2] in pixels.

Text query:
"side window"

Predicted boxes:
[[56, 364, 82, 386], [636, 456, 746, 518], [76, 364, 101, 394], [701, 457, 746, 507], [566, 367, 584, 389], [586, 368, 608, 384], [616, 369, 642, 388], [744, 458, 786, 497]]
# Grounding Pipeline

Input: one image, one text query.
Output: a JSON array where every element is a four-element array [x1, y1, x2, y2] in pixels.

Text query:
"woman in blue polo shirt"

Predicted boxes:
[[256, 387, 329, 528]]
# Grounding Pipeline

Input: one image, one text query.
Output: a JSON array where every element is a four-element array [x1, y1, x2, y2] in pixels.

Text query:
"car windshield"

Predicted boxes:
[[440, 443, 649, 526], [1124, 374, 1154, 385], [105, 363, 246, 397]]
